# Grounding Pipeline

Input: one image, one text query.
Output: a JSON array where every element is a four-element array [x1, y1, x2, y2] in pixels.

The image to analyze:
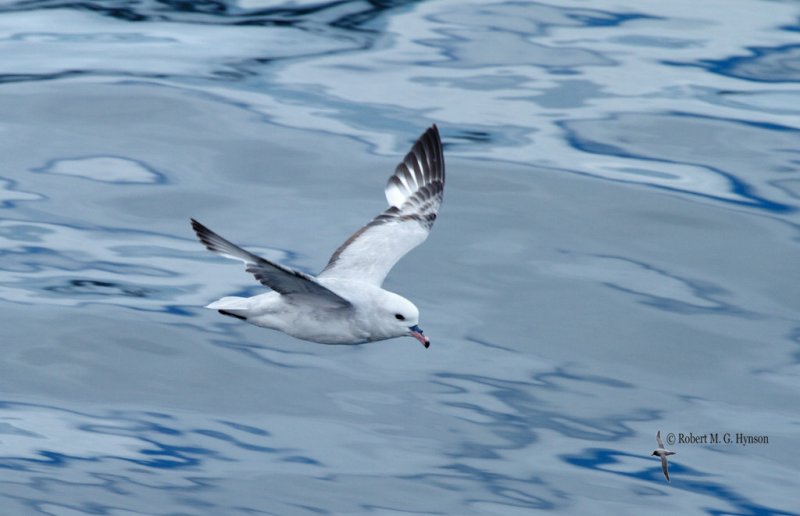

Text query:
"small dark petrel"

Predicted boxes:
[[652, 430, 676, 482], [190, 125, 445, 348]]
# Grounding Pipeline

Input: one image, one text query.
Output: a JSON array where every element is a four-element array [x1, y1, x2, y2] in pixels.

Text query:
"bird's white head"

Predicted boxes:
[[376, 291, 429, 348]]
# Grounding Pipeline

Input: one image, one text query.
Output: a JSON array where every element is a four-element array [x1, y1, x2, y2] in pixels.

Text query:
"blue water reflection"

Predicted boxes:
[[0, 0, 798, 514], [669, 44, 800, 83], [564, 448, 798, 516]]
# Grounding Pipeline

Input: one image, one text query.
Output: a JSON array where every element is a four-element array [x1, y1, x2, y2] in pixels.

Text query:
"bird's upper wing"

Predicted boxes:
[[191, 219, 351, 307], [318, 124, 445, 286], [661, 456, 670, 482], [656, 431, 665, 449]]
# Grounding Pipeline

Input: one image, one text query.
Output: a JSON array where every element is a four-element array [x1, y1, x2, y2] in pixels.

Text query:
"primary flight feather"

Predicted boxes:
[[191, 125, 445, 347]]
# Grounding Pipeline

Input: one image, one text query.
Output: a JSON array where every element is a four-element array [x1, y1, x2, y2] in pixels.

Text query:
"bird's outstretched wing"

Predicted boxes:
[[661, 456, 671, 482], [656, 431, 665, 449], [319, 124, 445, 286], [191, 219, 351, 306]]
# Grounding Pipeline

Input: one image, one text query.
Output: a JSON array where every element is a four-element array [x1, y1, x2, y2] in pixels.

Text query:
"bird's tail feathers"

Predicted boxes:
[[207, 296, 251, 320], [207, 296, 250, 310]]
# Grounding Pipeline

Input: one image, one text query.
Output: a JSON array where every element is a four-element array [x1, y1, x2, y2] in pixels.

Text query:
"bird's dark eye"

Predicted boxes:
[[395, 314, 405, 321]]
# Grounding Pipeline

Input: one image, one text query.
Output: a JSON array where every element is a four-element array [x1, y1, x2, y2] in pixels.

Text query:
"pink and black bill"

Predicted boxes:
[[409, 324, 430, 348]]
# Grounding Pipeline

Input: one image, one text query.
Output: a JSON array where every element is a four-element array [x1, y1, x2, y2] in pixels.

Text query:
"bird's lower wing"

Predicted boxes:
[[319, 124, 444, 286], [661, 456, 670, 482], [191, 219, 351, 307]]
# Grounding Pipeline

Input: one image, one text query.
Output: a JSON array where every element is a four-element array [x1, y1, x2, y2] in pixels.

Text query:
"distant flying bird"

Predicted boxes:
[[652, 430, 676, 482], [191, 125, 445, 348]]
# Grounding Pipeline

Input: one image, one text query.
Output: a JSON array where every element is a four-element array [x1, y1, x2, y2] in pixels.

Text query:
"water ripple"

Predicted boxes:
[[668, 44, 800, 83], [559, 112, 800, 213]]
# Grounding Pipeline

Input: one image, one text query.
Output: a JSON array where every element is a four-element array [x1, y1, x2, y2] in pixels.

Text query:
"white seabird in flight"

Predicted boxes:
[[191, 125, 445, 348], [652, 430, 676, 482]]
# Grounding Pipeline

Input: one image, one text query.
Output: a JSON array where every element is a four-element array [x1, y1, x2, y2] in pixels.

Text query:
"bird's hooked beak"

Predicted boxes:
[[409, 324, 430, 348]]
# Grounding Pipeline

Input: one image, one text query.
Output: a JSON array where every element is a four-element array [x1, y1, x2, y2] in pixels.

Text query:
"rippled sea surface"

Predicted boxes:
[[1, 0, 799, 514]]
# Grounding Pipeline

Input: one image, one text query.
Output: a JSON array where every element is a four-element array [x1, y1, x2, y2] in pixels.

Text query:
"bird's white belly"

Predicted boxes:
[[245, 293, 369, 345]]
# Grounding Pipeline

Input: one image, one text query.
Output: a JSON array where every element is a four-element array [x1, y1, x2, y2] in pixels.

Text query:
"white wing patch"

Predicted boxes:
[[319, 125, 445, 286], [385, 180, 409, 208]]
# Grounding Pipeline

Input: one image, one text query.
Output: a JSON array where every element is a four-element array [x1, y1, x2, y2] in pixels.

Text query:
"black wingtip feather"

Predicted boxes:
[[190, 218, 216, 252], [422, 124, 444, 183], [189, 218, 260, 265]]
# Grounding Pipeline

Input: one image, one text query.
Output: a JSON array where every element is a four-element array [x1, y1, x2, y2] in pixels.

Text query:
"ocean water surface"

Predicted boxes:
[[1, 0, 799, 514]]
